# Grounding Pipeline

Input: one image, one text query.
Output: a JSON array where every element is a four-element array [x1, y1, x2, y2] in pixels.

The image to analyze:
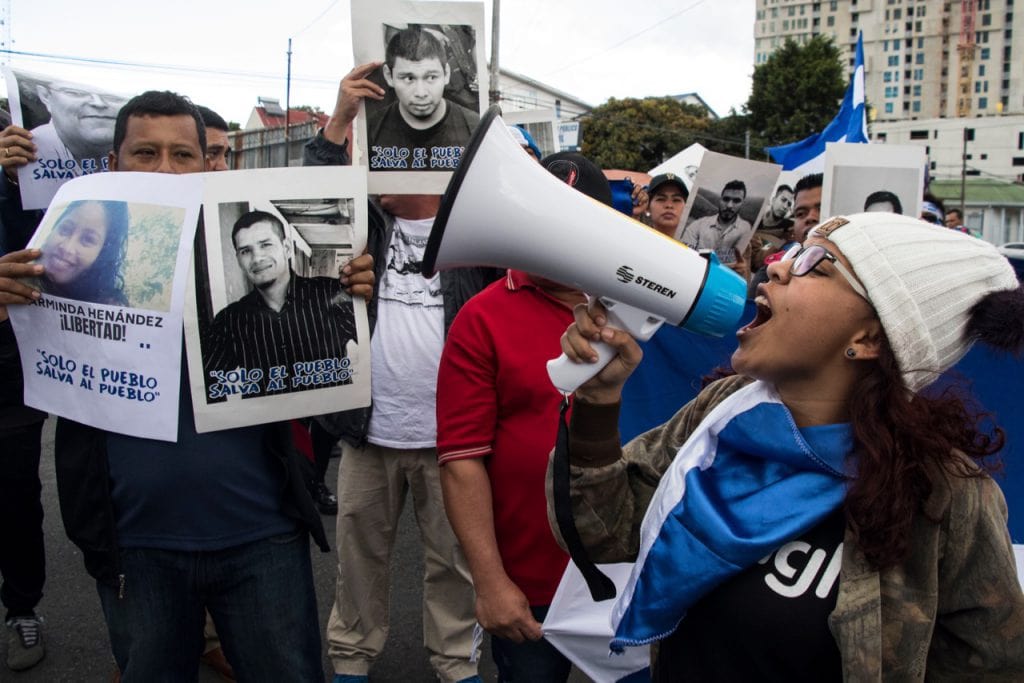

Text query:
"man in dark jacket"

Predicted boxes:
[[0, 90, 373, 680], [0, 114, 48, 673]]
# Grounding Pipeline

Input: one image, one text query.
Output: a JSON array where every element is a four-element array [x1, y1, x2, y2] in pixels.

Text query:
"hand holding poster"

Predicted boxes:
[[352, 0, 487, 194], [675, 151, 781, 265], [184, 166, 371, 432], [7, 172, 203, 441], [3, 68, 130, 210]]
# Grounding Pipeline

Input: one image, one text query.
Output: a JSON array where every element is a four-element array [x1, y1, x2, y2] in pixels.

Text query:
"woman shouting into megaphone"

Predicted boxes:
[[551, 212, 1024, 681]]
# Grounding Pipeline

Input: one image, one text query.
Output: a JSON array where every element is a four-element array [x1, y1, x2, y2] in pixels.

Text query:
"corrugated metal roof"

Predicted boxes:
[[930, 179, 1024, 206]]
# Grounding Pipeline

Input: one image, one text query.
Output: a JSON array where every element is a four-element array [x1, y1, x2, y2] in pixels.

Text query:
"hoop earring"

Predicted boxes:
[[845, 348, 856, 358]]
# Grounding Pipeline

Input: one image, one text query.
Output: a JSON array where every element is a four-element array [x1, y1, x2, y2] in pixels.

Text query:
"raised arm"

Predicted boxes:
[[303, 62, 385, 167]]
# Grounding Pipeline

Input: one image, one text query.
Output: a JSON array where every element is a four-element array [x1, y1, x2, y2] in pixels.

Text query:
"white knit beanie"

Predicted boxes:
[[812, 213, 1018, 392]]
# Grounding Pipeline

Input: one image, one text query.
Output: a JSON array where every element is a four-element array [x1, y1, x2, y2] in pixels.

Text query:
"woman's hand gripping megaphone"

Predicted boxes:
[[550, 297, 655, 400]]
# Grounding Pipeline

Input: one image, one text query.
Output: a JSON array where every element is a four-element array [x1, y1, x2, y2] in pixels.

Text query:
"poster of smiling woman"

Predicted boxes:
[[352, 0, 487, 194], [8, 172, 203, 441], [3, 67, 131, 210], [183, 166, 371, 433]]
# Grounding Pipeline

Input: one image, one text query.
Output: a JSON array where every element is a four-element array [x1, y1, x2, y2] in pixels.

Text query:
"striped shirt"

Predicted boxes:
[[202, 273, 356, 403]]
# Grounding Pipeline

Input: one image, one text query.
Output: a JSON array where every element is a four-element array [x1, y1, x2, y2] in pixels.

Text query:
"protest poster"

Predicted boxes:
[[351, 0, 487, 194], [183, 166, 371, 433], [8, 172, 203, 441], [821, 141, 927, 219], [3, 67, 130, 210], [675, 151, 781, 264]]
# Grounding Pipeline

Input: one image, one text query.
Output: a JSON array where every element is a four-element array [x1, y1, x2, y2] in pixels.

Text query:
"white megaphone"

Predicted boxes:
[[423, 106, 747, 394]]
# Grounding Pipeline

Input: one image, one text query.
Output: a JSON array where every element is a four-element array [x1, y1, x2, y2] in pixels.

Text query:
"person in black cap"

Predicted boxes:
[[645, 173, 689, 238], [436, 152, 612, 683]]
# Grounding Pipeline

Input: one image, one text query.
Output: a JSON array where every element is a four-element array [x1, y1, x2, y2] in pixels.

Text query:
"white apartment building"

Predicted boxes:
[[754, 0, 1023, 122]]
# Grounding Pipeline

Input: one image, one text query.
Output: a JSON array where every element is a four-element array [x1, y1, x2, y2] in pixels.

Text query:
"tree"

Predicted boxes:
[[745, 35, 846, 147], [580, 97, 711, 170]]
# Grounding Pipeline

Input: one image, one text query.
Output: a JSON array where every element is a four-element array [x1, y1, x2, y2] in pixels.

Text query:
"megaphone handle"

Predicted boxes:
[[546, 338, 620, 395], [546, 301, 665, 394]]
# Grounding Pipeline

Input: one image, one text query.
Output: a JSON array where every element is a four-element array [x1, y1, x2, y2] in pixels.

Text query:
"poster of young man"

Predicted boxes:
[[675, 151, 781, 264], [3, 67, 130, 210], [351, 0, 487, 194], [821, 142, 926, 220], [8, 172, 203, 441], [183, 166, 371, 433]]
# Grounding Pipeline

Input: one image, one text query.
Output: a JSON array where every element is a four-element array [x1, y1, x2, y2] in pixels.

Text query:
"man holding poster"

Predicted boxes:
[[0, 90, 375, 679]]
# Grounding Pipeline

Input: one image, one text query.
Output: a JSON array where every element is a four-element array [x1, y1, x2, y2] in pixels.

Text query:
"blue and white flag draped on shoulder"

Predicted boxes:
[[765, 33, 868, 173], [609, 380, 853, 652]]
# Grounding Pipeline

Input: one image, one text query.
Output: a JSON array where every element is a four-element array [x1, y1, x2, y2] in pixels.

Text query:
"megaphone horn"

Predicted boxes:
[[424, 106, 747, 393]]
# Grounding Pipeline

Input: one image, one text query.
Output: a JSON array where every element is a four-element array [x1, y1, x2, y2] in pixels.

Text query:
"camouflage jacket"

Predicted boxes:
[[547, 374, 1024, 681]]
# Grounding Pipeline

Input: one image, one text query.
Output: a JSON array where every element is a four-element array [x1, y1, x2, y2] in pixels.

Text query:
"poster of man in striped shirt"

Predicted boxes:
[[184, 166, 371, 433], [202, 207, 358, 401]]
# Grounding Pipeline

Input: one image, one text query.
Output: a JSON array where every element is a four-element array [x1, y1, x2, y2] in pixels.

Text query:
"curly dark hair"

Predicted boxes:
[[844, 337, 1004, 569]]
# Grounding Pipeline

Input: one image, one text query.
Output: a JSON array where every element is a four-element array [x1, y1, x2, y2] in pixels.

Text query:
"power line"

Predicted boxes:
[[0, 49, 338, 88], [292, 0, 341, 38], [541, 0, 711, 78]]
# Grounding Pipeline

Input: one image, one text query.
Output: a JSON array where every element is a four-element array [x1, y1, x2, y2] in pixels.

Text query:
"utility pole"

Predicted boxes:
[[744, 129, 750, 159], [285, 38, 293, 166], [489, 0, 500, 106], [960, 127, 972, 217]]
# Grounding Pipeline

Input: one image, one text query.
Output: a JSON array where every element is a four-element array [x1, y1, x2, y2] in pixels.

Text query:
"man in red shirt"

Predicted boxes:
[[436, 152, 613, 682]]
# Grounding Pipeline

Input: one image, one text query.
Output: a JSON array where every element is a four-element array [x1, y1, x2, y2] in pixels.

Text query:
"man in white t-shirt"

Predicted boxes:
[[303, 63, 499, 683]]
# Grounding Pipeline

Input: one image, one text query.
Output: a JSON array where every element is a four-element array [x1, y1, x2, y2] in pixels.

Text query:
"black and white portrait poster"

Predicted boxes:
[[3, 67, 130, 210], [8, 172, 203, 441], [675, 151, 781, 264], [351, 0, 487, 194], [183, 167, 371, 433], [822, 142, 926, 219]]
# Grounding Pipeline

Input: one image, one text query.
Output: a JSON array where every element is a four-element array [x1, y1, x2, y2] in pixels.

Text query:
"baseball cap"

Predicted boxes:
[[541, 152, 613, 207], [647, 173, 690, 200]]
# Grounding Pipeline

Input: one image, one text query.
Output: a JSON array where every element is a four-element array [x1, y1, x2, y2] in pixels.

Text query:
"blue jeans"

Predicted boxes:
[[97, 530, 322, 682], [0, 421, 46, 619], [491, 605, 572, 683]]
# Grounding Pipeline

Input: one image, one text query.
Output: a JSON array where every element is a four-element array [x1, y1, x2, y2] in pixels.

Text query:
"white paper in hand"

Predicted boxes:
[[542, 562, 650, 683]]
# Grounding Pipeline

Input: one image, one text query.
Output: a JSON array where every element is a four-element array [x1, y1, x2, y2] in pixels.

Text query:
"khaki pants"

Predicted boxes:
[[327, 443, 479, 682]]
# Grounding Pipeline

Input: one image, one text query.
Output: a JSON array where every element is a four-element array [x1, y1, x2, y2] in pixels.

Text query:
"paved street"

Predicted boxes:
[[4, 420, 523, 682]]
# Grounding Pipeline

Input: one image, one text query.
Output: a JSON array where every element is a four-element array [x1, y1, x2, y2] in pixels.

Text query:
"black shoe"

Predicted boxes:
[[314, 482, 338, 515]]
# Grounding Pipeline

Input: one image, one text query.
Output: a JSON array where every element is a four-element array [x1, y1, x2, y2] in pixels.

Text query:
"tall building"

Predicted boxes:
[[754, 0, 1023, 122]]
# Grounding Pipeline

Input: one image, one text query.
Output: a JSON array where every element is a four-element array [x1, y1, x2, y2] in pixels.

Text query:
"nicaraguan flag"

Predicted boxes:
[[766, 33, 868, 172], [610, 380, 851, 652]]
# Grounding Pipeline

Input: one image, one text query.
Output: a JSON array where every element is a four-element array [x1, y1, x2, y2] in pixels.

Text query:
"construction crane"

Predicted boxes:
[[957, 0, 978, 117]]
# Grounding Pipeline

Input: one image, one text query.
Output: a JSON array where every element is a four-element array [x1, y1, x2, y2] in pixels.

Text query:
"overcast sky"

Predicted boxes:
[[2, 0, 755, 125]]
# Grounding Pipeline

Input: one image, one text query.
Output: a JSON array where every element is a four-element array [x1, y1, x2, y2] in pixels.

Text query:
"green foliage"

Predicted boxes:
[[580, 97, 711, 170], [745, 35, 846, 147], [123, 207, 186, 310]]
